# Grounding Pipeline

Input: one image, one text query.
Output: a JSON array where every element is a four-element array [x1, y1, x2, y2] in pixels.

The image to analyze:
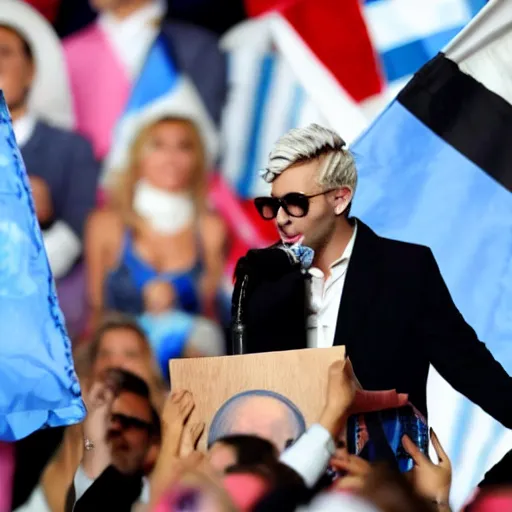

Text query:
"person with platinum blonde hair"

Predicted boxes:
[[254, 124, 357, 274], [234, 123, 512, 437], [262, 123, 357, 198]]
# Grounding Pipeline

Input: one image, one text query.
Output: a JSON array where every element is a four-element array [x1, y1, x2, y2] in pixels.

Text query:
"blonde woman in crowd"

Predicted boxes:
[[85, 116, 226, 370]]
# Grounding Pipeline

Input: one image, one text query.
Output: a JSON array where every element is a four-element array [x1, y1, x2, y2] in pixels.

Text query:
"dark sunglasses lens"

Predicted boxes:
[[254, 197, 279, 220], [283, 193, 309, 217]]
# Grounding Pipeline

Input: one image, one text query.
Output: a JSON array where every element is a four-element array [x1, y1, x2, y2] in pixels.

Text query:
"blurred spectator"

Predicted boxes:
[[85, 116, 226, 361], [15, 315, 166, 512], [208, 435, 278, 473], [0, 2, 99, 337], [63, 0, 226, 163], [465, 489, 512, 512], [359, 463, 441, 512], [75, 313, 166, 401], [67, 369, 161, 509]]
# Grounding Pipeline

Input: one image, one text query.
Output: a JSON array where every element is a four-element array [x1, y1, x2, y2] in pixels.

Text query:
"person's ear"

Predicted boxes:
[[333, 187, 353, 216]]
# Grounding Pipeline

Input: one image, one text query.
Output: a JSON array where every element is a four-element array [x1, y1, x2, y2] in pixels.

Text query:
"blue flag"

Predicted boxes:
[[351, 7, 512, 503], [0, 93, 85, 441]]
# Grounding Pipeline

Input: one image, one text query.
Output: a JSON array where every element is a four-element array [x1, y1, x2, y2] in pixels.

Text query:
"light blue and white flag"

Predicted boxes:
[[352, 1, 512, 507], [0, 93, 85, 441]]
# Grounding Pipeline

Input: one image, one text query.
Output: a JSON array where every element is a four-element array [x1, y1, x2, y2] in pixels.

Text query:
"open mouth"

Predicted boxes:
[[279, 233, 303, 245]]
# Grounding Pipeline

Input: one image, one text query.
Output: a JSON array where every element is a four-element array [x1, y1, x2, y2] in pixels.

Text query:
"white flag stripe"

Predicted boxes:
[[459, 29, 512, 107], [253, 57, 302, 196], [221, 48, 267, 188], [426, 369, 463, 464], [451, 409, 503, 507], [365, 0, 471, 53], [444, 0, 512, 61], [269, 14, 368, 144], [444, 0, 512, 108]]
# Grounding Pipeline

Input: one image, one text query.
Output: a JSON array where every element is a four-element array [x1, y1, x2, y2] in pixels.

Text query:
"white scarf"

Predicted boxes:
[[133, 180, 195, 235]]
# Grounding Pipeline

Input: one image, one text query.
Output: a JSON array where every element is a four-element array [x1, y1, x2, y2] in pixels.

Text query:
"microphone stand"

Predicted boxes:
[[231, 274, 249, 355]]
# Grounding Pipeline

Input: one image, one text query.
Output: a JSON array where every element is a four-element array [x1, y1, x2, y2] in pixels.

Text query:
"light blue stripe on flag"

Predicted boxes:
[[364, 0, 486, 11], [237, 54, 276, 198], [287, 85, 306, 132], [380, 27, 463, 82], [364, 0, 488, 83], [352, 99, 512, 503], [123, 33, 179, 116], [467, 0, 488, 16]]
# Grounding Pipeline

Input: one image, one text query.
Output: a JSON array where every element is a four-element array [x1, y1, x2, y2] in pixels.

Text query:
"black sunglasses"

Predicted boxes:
[[254, 190, 334, 220], [111, 412, 153, 433]]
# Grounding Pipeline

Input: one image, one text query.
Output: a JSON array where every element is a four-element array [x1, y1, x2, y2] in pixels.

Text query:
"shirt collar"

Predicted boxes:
[[13, 113, 37, 148], [99, 0, 165, 35], [329, 221, 358, 270]]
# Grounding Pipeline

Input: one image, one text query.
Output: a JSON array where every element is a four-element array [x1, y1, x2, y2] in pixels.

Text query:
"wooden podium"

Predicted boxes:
[[170, 346, 345, 451]]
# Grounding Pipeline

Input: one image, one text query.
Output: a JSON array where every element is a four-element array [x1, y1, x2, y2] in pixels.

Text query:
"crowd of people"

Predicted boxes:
[[3, 0, 512, 511], [12, 325, 512, 511]]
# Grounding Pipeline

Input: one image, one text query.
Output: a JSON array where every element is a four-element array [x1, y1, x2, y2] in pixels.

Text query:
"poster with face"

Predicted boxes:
[[208, 389, 307, 452], [170, 347, 345, 452]]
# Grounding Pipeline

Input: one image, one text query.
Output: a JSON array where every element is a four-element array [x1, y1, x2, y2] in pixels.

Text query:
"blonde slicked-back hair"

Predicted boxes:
[[261, 123, 358, 194]]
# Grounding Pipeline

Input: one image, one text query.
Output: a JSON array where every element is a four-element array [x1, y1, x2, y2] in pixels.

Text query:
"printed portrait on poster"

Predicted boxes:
[[207, 389, 306, 452]]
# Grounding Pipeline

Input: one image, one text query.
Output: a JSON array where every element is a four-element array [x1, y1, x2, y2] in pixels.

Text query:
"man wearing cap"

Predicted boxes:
[[0, 2, 99, 335]]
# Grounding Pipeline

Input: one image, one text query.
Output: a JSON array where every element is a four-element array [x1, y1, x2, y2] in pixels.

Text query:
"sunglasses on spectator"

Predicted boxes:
[[254, 190, 335, 220], [111, 413, 153, 433]]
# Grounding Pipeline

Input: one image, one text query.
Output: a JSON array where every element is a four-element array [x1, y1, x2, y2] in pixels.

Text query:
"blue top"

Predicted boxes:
[[105, 231, 203, 316], [138, 310, 195, 382]]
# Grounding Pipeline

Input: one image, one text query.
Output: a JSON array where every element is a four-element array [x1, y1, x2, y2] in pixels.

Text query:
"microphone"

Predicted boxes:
[[231, 274, 248, 355], [230, 243, 314, 355]]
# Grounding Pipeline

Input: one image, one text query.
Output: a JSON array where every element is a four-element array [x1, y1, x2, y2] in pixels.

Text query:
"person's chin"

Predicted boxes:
[[112, 453, 139, 476]]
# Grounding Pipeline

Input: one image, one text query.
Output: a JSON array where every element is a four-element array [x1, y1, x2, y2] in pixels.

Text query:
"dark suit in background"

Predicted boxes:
[[161, 20, 226, 126], [20, 120, 99, 240], [20, 120, 99, 337], [238, 220, 512, 426]]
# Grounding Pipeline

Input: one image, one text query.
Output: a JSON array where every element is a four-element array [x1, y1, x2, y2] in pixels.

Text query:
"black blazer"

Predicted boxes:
[[239, 220, 512, 426]]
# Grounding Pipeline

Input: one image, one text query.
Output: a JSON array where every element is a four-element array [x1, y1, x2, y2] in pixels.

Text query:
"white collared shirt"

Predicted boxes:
[[12, 113, 37, 148], [98, 0, 166, 79], [280, 423, 336, 487], [307, 224, 358, 348]]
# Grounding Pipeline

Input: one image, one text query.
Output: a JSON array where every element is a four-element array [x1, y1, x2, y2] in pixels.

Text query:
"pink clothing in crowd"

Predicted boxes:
[[222, 473, 269, 511], [0, 443, 14, 512], [64, 24, 131, 160]]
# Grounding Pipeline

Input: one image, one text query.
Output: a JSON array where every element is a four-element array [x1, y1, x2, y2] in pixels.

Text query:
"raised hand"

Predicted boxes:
[[402, 429, 451, 506], [82, 380, 116, 478], [330, 450, 371, 492], [160, 390, 196, 458], [83, 380, 115, 446], [180, 422, 206, 458], [319, 358, 357, 436]]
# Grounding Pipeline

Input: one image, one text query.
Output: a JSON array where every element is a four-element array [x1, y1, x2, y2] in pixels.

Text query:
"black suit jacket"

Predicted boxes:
[[240, 220, 512, 426]]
